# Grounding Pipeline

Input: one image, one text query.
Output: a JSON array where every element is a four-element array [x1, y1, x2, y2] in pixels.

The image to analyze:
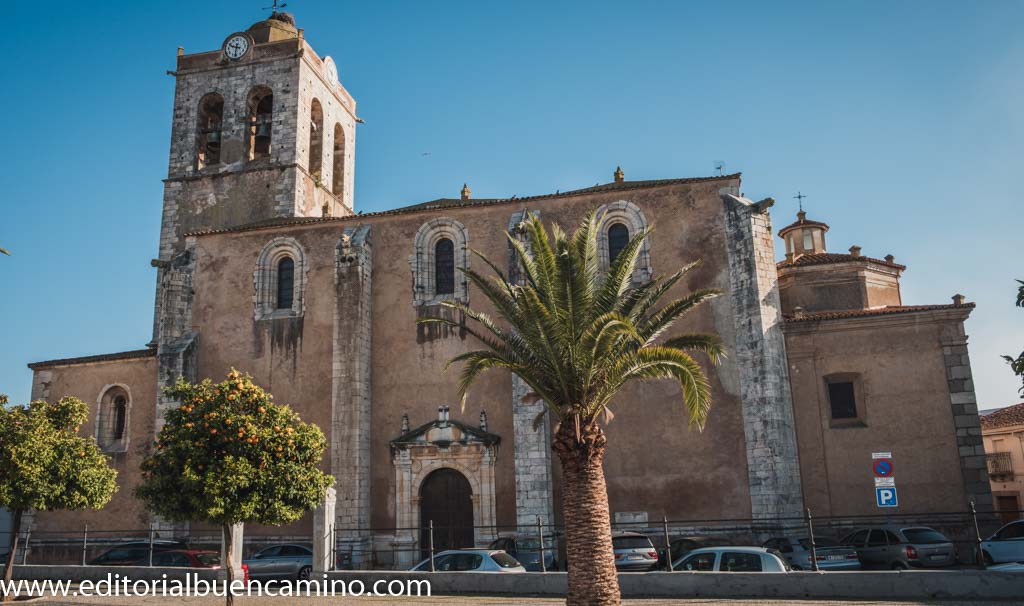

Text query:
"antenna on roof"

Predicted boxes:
[[713, 161, 725, 176], [794, 191, 807, 212]]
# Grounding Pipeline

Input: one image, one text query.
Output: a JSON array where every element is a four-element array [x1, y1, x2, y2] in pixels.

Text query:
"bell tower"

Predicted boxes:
[[152, 11, 357, 340]]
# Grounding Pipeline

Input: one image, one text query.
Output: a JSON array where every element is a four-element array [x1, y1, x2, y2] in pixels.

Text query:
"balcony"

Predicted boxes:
[[987, 452, 1014, 480]]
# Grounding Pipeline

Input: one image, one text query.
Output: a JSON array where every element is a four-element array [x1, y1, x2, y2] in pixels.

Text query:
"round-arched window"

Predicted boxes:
[[277, 257, 295, 309], [435, 238, 455, 296], [607, 223, 630, 265]]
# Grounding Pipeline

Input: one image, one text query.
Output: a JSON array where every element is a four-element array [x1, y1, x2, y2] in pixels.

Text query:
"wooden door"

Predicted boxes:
[[420, 468, 474, 559]]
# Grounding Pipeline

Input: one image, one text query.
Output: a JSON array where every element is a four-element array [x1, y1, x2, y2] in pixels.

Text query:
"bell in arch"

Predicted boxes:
[[206, 129, 221, 143], [255, 121, 272, 139]]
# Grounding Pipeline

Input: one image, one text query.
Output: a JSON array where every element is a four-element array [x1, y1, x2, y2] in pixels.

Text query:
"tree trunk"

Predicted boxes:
[[553, 417, 620, 606], [222, 524, 235, 606], [2, 510, 22, 603]]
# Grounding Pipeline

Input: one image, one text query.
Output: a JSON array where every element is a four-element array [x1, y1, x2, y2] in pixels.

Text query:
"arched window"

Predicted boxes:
[[410, 218, 469, 306], [96, 386, 130, 452], [196, 93, 223, 168], [332, 123, 346, 197], [254, 237, 307, 319], [247, 86, 274, 161], [607, 223, 630, 265], [435, 238, 455, 296], [309, 99, 324, 178], [112, 396, 127, 441], [596, 200, 653, 284], [277, 257, 295, 309]]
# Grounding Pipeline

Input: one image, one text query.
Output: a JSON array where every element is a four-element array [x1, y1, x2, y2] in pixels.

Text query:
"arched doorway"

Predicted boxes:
[[419, 468, 473, 558]]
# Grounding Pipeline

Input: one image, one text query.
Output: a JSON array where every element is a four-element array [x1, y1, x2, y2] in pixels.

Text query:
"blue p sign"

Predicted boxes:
[[876, 487, 898, 508]]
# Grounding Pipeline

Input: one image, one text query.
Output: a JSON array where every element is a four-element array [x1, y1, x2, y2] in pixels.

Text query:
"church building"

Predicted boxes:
[[25, 13, 992, 566]]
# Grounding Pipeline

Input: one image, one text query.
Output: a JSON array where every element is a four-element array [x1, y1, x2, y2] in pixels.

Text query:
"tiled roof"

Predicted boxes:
[[980, 402, 1024, 430], [778, 218, 830, 235], [185, 173, 742, 237], [784, 303, 974, 323], [777, 252, 906, 270], [28, 348, 156, 370]]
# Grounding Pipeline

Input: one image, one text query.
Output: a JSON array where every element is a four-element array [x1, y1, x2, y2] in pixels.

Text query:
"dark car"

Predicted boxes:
[[131, 549, 221, 568], [841, 526, 956, 569], [656, 536, 733, 570], [489, 535, 557, 571], [88, 540, 189, 566], [612, 532, 658, 572], [243, 544, 313, 581]]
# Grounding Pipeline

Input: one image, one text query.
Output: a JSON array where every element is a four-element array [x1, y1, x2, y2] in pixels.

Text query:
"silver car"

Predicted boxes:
[[612, 532, 658, 572], [673, 546, 789, 572], [841, 526, 956, 569], [243, 544, 313, 581], [411, 549, 525, 572], [762, 536, 860, 571], [981, 519, 1024, 565]]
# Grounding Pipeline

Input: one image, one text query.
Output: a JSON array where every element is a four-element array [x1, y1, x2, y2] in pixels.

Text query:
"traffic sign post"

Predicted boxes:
[[872, 452, 898, 509]]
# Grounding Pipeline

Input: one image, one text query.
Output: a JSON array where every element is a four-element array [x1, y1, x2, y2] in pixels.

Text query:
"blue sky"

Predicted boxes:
[[0, 1, 1021, 408]]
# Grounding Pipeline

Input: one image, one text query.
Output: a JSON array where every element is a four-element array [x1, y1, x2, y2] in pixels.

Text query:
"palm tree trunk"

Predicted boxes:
[[222, 524, 235, 606], [2, 510, 22, 603], [553, 418, 620, 606]]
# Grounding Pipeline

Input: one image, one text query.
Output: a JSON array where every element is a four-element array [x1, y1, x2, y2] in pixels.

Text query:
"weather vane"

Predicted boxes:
[[793, 191, 807, 212], [264, 0, 288, 12]]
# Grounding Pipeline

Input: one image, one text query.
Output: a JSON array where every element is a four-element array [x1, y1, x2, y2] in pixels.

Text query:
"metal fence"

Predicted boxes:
[[1, 505, 1017, 572]]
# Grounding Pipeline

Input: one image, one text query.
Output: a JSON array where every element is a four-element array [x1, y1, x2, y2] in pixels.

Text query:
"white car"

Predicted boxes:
[[982, 519, 1024, 565], [672, 546, 789, 573], [411, 549, 525, 572]]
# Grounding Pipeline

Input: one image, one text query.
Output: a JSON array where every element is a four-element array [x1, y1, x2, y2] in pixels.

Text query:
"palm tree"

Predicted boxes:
[[420, 212, 722, 605]]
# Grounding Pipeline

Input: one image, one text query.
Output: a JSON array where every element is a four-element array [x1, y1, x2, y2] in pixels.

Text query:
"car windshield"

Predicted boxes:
[[196, 553, 220, 566], [798, 538, 839, 549], [613, 536, 653, 549], [901, 528, 948, 544], [491, 552, 521, 568]]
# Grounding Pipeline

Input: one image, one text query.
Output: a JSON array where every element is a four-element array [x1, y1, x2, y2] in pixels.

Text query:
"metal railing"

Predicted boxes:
[[987, 452, 1014, 479], [1, 505, 1016, 571]]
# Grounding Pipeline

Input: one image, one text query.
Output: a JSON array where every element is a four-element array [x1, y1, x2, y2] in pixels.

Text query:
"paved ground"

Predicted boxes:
[[24, 597, 1016, 606]]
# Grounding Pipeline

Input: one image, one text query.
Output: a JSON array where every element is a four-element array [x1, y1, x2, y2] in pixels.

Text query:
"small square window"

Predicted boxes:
[[827, 381, 857, 419]]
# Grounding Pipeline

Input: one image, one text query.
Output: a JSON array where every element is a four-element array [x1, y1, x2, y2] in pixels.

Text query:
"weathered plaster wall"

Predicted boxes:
[[188, 176, 756, 535], [786, 311, 979, 517], [28, 356, 157, 533]]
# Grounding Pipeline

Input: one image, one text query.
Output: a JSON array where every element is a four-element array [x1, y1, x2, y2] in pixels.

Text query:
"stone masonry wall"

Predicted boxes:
[[506, 210, 555, 530], [942, 328, 995, 515], [331, 225, 373, 563], [721, 193, 805, 521]]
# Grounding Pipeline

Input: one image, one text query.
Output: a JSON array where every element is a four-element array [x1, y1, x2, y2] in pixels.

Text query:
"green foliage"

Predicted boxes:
[[1002, 279, 1024, 394], [0, 395, 117, 514], [134, 370, 333, 526], [419, 212, 723, 429]]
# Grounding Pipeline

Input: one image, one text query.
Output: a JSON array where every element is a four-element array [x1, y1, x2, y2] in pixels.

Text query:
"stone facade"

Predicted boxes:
[[721, 194, 805, 522], [23, 14, 992, 558]]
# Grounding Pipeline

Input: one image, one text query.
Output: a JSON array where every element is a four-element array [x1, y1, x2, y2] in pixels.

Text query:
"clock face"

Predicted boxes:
[[224, 35, 250, 60]]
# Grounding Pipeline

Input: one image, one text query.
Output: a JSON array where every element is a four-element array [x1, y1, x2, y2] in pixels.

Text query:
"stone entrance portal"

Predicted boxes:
[[390, 406, 499, 568], [419, 468, 474, 558]]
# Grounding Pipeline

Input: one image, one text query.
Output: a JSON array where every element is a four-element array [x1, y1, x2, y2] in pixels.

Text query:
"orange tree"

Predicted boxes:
[[420, 213, 722, 606], [135, 371, 332, 606], [0, 396, 117, 602]]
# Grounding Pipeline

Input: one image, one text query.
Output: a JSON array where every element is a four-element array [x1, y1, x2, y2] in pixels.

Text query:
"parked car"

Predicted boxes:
[[982, 519, 1024, 565], [673, 546, 789, 572], [131, 549, 221, 568], [488, 535, 557, 571], [243, 544, 313, 581], [840, 526, 956, 569], [88, 540, 189, 565], [988, 561, 1024, 571], [656, 536, 733, 570], [612, 532, 659, 572], [762, 536, 860, 571], [410, 549, 525, 572]]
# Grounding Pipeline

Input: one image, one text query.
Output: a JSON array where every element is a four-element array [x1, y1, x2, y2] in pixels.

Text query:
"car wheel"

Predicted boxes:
[[891, 561, 908, 570], [297, 565, 312, 581], [983, 551, 994, 566]]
